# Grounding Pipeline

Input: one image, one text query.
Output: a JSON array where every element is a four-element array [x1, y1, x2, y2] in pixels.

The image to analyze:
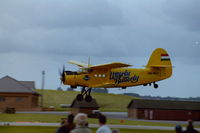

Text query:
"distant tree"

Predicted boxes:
[[123, 93, 200, 101], [57, 87, 63, 91], [124, 93, 140, 97], [92, 88, 108, 93], [104, 88, 108, 93], [67, 87, 74, 91]]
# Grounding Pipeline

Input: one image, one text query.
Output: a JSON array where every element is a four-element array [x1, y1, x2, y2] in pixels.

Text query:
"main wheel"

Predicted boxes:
[[76, 94, 83, 101], [143, 84, 147, 86], [85, 95, 92, 102]]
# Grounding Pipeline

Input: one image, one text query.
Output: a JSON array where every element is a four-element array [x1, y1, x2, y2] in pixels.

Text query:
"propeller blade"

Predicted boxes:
[[62, 65, 65, 73], [59, 65, 66, 84], [59, 68, 62, 76]]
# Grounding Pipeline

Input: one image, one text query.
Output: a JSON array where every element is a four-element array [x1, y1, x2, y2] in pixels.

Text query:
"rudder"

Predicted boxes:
[[146, 48, 173, 78], [146, 48, 172, 67]]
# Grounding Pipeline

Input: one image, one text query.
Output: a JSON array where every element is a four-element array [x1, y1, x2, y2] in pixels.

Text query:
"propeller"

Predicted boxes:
[[59, 65, 66, 85]]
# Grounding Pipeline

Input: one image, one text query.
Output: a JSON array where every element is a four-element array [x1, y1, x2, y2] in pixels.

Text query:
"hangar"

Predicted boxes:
[[127, 99, 200, 121], [0, 76, 41, 112]]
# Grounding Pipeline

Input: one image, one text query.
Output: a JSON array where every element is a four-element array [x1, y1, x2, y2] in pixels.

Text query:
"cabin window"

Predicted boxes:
[[0, 96, 5, 102], [94, 74, 106, 78]]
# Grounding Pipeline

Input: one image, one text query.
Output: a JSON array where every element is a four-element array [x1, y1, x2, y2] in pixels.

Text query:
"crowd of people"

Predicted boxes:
[[56, 113, 199, 133], [55, 113, 117, 133], [175, 120, 199, 133]]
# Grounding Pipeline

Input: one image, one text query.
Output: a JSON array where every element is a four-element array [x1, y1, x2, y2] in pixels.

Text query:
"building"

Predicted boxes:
[[127, 99, 200, 121], [0, 76, 41, 112], [70, 99, 99, 115]]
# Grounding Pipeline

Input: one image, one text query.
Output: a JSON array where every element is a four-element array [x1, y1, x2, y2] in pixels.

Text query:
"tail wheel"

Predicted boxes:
[[76, 94, 83, 101], [85, 95, 92, 102], [153, 83, 158, 89]]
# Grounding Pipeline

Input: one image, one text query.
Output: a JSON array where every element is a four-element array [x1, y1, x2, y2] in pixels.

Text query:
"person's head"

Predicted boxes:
[[187, 119, 194, 131], [112, 129, 120, 133], [60, 118, 67, 126], [74, 113, 88, 127], [98, 115, 107, 125], [67, 114, 74, 124], [188, 119, 193, 126], [175, 125, 182, 133]]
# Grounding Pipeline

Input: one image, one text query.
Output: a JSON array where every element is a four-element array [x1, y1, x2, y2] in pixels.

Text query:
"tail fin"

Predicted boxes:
[[147, 48, 172, 67], [146, 48, 172, 77]]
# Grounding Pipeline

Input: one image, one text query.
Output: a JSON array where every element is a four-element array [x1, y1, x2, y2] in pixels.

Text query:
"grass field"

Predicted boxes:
[[0, 113, 177, 127], [36, 89, 137, 112], [0, 126, 174, 133]]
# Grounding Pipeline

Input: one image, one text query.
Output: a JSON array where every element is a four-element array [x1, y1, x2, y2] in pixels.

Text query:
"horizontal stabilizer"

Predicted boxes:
[[150, 65, 174, 68]]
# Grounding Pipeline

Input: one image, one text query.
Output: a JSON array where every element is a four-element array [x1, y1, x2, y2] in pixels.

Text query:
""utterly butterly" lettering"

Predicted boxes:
[[110, 71, 139, 84]]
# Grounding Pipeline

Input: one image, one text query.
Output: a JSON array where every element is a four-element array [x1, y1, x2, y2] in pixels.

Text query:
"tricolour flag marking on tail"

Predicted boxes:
[[161, 54, 170, 61]]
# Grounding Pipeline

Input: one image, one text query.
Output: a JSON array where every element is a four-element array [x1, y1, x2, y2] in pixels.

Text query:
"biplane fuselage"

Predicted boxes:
[[62, 48, 172, 89], [65, 67, 172, 88]]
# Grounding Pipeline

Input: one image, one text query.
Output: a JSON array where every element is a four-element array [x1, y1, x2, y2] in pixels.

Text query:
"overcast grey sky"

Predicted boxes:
[[0, 0, 200, 97]]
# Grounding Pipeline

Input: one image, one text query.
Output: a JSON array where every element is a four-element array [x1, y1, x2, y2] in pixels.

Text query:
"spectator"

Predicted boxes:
[[184, 120, 198, 133], [56, 114, 75, 133], [175, 125, 182, 133], [70, 113, 92, 133], [112, 129, 120, 133], [96, 115, 111, 133]]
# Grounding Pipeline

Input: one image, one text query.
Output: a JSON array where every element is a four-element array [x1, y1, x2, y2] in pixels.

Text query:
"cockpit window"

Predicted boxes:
[[65, 71, 77, 75], [78, 68, 93, 73]]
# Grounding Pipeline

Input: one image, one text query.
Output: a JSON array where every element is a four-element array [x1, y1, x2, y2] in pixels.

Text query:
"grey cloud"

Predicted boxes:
[[163, 0, 200, 31], [0, 0, 123, 29], [0, 27, 126, 57], [1, 0, 200, 60], [0, 0, 125, 57]]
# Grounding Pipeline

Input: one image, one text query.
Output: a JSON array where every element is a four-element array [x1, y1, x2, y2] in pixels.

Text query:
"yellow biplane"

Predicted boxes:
[[60, 48, 172, 102]]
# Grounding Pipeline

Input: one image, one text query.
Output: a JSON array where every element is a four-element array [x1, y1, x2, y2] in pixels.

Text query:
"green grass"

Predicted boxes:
[[0, 113, 177, 127], [36, 89, 137, 112], [0, 126, 56, 133], [0, 126, 174, 133], [0, 113, 67, 123]]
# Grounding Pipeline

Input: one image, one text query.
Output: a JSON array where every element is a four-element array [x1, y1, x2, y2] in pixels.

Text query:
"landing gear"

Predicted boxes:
[[122, 87, 127, 89], [85, 95, 92, 102], [144, 82, 158, 89], [76, 94, 83, 101], [153, 82, 158, 89], [76, 87, 93, 102]]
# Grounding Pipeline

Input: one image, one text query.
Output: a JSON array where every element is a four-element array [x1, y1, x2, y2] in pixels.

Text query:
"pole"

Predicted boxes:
[[41, 70, 45, 108]]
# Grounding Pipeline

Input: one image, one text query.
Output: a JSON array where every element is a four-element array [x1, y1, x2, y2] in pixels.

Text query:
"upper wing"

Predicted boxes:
[[68, 60, 131, 69], [68, 60, 92, 67], [90, 62, 132, 69]]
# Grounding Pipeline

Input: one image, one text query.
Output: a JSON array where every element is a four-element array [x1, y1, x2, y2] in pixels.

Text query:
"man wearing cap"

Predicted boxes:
[[70, 113, 92, 133]]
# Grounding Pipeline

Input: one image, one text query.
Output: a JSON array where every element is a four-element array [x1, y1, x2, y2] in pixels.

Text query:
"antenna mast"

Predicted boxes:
[[41, 70, 45, 108]]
